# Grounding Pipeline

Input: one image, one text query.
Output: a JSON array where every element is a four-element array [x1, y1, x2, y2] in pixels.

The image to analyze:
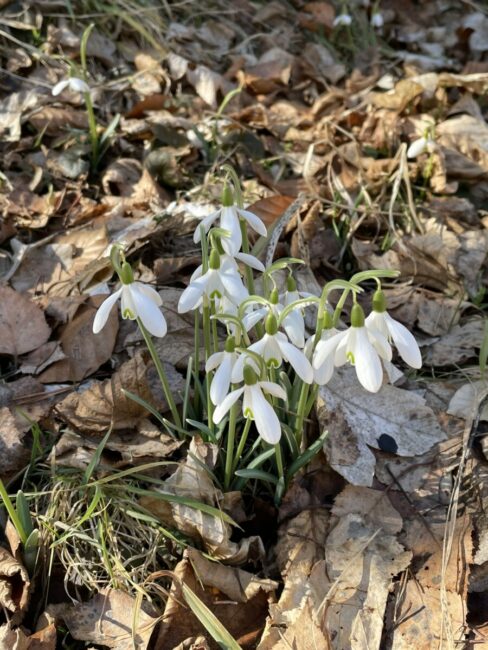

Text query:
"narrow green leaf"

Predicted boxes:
[[234, 469, 278, 484], [181, 583, 242, 650]]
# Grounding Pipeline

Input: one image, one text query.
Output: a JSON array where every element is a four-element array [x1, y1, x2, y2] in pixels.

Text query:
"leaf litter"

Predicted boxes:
[[0, 0, 487, 647]]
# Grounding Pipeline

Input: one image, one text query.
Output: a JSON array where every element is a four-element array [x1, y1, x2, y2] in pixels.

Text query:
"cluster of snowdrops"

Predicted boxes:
[[92, 173, 421, 493]]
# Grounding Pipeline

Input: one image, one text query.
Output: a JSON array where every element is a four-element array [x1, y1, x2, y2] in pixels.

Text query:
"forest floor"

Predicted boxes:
[[1, 0, 488, 648]]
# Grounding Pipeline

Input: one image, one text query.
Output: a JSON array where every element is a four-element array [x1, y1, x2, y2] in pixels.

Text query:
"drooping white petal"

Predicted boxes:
[[230, 353, 259, 383], [258, 381, 287, 401], [353, 327, 383, 393], [121, 284, 137, 319], [135, 282, 163, 306], [256, 334, 283, 367], [242, 307, 267, 331], [220, 206, 242, 252], [52, 79, 70, 96], [130, 284, 167, 337], [334, 329, 354, 367], [313, 334, 340, 385], [237, 208, 267, 237], [333, 13, 352, 26], [283, 309, 305, 348], [92, 288, 122, 333], [234, 252, 265, 272], [277, 338, 313, 383], [178, 275, 208, 312], [69, 77, 90, 93], [205, 351, 225, 373], [213, 387, 244, 424], [210, 353, 232, 404], [248, 385, 281, 443], [368, 325, 392, 361], [193, 209, 221, 243], [407, 137, 428, 159], [220, 270, 249, 304], [371, 12, 384, 27], [313, 330, 347, 369], [384, 313, 422, 368]]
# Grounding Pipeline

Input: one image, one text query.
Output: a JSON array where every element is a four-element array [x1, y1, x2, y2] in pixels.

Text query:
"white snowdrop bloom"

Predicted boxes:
[[178, 250, 248, 313], [242, 285, 308, 347], [312, 326, 341, 385], [371, 11, 384, 27], [333, 13, 352, 26], [235, 313, 313, 383], [93, 266, 167, 338], [52, 76, 90, 96], [365, 290, 422, 369], [313, 304, 390, 392], [213, 365, 286, 444], [206, 336, 240, 405], [407, 135, 435, 159], [193, 186, 267, 255]]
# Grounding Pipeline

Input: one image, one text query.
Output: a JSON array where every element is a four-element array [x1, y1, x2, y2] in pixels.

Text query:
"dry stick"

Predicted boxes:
[[263, 194, 308, 268]]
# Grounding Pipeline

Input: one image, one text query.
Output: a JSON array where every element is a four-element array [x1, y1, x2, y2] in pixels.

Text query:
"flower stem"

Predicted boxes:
[[294, 381, 310, 447], [84, 92, 99, 170], [224, 395, 238, 490], [232, 417, 252, 474], [202, 301, 214, 432], [194, 310, 200, 414], [275, 442, 284, 481], [137, 318, 182, 431], [210, 298, 219, 353]]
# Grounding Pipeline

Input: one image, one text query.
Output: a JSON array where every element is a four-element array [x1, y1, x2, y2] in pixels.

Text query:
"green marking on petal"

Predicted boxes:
[[267, 358, 280, 368], [122, 308, 136, 320], [346, 351, 355, 365]]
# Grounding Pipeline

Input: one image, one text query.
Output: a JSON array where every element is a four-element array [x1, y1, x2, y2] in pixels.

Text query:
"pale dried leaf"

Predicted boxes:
[[48, 589, 157, 650], [140, 438, 264, 563], [318, 367, 446, 486], [319, 486, 412, 650]]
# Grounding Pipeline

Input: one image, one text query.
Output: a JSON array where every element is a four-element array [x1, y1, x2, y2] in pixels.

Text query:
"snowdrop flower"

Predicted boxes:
[[407, 134, 435, 159], [365, 289, 422, 368], [311, 314, 340, 385], [235, 313, 313, 383], [371, 11, 384, 28], [313, 304, 390, 392], [52, 76, 90, 96], [193, 186, 267, 255], [178, 250, 248, 313], [242, 285, 308, 347], [213, 365, 286, 444], [206, 336, 240, 405], [333, 13, 352, 27], [93, 262, 167, 337]]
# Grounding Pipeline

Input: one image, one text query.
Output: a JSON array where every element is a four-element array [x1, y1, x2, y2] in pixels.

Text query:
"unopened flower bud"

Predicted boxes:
[[286, 275, 297, 292], [265, 312, 278, 335], [351, 303, 365, 328], [209, 249, 221, 270]]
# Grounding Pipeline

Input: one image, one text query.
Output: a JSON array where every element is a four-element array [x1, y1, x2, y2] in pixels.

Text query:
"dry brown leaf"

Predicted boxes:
[[19, 342, 66, 375], [424, 318, 484, 366], [246, 195, 295, 231], [0, 406, 37, 475], [140, 438, 264, 563], [55, 351, 183, 434], [52, 419, 182, 470], [155, 550, 275, 649], [370, 79, 424, 111], [102, 158, 143, 197], [298, 2, 335, 32], [28, 107, 88, 135], [318, 366, 446, 486], [38, 295, 118, 383], [241, 49, 294, 95], [0, 547, 30, 615], [48, 588, 157, 650], [0, 90, 39, 141], [319, 486, 412, 650], [388, 517, 472, 649], [258, 509, 330, 649], [0, 286, 51, 356]]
